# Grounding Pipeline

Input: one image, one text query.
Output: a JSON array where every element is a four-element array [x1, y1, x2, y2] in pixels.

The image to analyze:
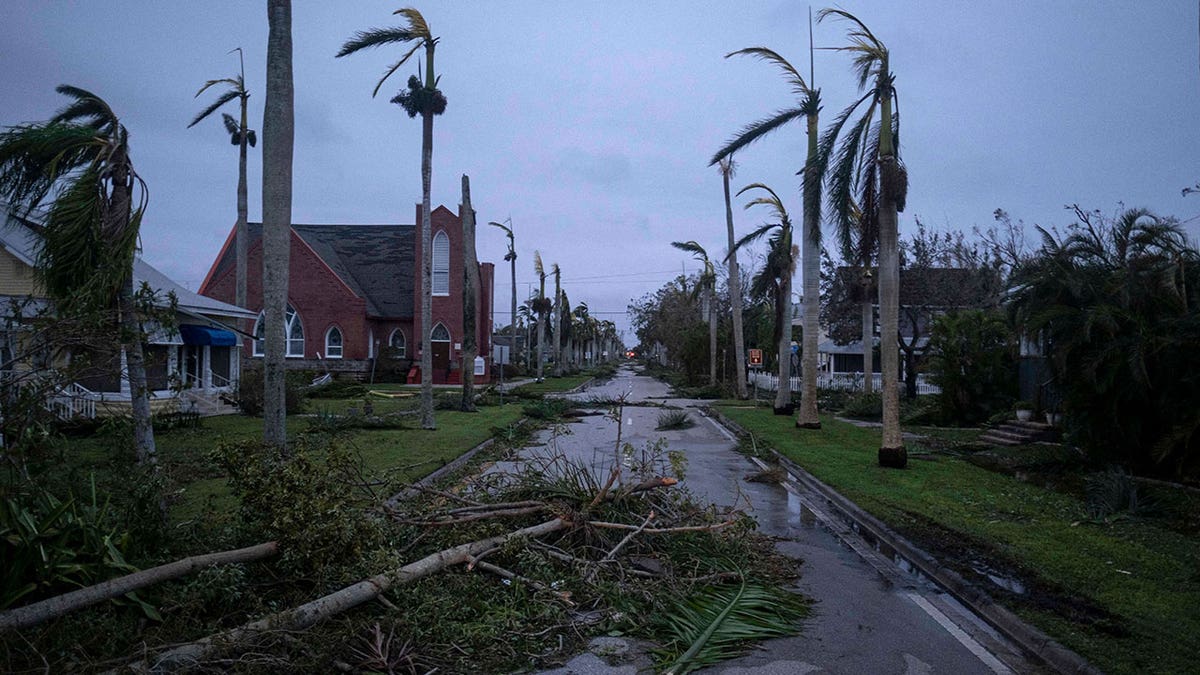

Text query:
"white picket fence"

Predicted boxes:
[[748, 370, 940, 395]]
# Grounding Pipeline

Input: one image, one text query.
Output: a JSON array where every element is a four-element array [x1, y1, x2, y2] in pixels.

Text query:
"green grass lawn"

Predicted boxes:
[[717, 406, 1200, 675], [52, 403, 522, 530], [510, 374, 592, 395]]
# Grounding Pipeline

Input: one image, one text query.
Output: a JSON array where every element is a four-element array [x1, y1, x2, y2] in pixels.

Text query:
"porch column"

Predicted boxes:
[[202, 345, 212, 391]]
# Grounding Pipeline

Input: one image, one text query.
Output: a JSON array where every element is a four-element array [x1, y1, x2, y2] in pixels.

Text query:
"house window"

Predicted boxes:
[[253, 305, 305, 358], [432, 230, 450, 296], [325, 326, 343, 359], [431, 323, 450, 342], [388, 329, 406, 358]]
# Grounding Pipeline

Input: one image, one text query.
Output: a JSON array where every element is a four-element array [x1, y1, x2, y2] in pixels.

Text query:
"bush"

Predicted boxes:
[[521, 398, 574, 420], [307, 378, 368, 399], [926, 310, 1017, 426], [840, 392, 882, 419], [235, 368, 307, 416], [210, 437, 383, 573]]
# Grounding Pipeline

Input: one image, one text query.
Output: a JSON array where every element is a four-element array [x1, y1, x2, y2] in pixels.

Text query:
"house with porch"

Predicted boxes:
[[1, 203, 255, 418], [198, 204, 494, 384]]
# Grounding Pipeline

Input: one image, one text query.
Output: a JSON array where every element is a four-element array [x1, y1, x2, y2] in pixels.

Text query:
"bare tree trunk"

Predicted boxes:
[[460, 175, 478, 412], [418, 112, 435, 429], [236, 96, 249, 312], [877, 71, 905, 466], [797, 113, 822, 429], [722, 162, 748, 399], [536, 277, 546, 381], [119, 279, 155, 465], [142, 519, 568, 671], [553, 272, 562, 377], [0, 542, 278, 632], [509, 253, 517, 372], [707, 289, 717, 385], [774, 272, 792, 410], [262, 0, 293, 447], [861, 294, 874, 394]]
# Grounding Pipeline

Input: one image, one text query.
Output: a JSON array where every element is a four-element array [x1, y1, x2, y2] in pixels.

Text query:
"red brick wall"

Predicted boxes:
[[413, 206, 495, 377], [201, 230, 369, 362]]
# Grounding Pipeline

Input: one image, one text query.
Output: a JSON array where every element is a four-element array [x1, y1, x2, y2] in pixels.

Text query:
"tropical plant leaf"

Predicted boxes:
[[654, 577, 808, 674]]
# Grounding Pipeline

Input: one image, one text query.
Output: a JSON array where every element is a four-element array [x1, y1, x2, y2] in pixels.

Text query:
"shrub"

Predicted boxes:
[[840, 392, 882, 419], [235, 367, 307, 416], [926, 310, 1017, 426], [210, 437, 384, 573], [521, 398, 573, 420]]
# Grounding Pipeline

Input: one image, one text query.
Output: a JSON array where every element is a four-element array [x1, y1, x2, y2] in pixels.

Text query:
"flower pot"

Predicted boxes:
[[1016, 409, 1033, 422], [1046, 412, 1062, 426]]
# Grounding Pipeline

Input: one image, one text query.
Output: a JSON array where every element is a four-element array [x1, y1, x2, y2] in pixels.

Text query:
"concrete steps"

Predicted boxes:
[[978, 420, 1058, 446]]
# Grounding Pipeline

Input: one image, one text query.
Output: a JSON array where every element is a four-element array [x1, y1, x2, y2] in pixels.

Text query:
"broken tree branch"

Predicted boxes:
[[0, 542, 280, 633], [588, 517, 739, 534], [465, 555, 576, 607], [137, 518, 571, 671]]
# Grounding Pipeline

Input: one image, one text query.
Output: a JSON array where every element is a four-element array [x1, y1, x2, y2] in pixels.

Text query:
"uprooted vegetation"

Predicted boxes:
[[1, 408, 807, 673]]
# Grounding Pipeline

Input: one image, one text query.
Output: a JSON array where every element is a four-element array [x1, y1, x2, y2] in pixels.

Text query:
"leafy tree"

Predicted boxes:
[[926, 310, 1016, 425], [0, 85, 158, 464], [818, 8, 908, 466], [671, 241, 718, 385], [1010, 206, 1200, 479], [261, 0, 294, 446], [338, 6, 445, 430], [732, 184, 797, 410], [712, 44, 824, 427], [188, 48, 255, 312]]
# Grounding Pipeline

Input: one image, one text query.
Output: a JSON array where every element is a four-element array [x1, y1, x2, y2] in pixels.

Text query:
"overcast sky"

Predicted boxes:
[[2, 1, 1198, 340]]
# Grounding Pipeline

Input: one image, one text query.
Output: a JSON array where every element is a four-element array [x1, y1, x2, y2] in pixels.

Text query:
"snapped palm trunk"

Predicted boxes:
[[460, 175, 479, 412]]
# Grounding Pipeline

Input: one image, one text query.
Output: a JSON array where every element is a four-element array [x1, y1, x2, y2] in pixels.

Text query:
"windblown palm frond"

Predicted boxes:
[[533, 251, 544, 277], [655, 577, 808, 674], [336, 8, 433, 98], [709, 48, 818, 168]]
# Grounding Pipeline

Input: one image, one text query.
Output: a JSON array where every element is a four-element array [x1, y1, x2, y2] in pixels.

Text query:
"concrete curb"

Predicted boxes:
[[385, 418, 527, 507], [707, 407, 1102, 675]]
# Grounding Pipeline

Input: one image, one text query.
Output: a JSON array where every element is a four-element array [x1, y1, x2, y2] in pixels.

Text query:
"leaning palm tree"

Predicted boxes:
[[188, 48, 255, 312], [0, 85, 157, 464], [718, 158, 748, 399], [818, 8, 908, 466], [532, 252, 549, 381], [671, 241, 718, 385], [733, 184, 797, 411], [338, 6, 445, 430], [711, 43, 824, 428], [489, 219, 518, 365], [261, 0, 294, 447]]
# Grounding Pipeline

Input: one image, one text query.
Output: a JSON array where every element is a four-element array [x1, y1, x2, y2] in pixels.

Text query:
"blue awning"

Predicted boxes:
[[178, 324, 237, 347]]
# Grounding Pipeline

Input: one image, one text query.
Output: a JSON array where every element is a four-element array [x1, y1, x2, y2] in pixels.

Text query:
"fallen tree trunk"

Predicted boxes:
[[0, 542, 279, 633], [141, 518, 570, 672]]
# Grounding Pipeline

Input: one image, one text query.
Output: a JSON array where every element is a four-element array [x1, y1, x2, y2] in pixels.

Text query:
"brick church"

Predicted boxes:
[[199, 204, 494, 383]]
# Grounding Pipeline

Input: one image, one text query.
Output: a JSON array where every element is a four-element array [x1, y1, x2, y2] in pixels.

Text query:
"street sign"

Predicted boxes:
[[748, 349, 764, 369]]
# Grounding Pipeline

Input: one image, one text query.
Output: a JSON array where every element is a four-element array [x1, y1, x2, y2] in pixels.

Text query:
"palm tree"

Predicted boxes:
[[188, 48, 255, 312], [671, 241, 718, 385], [551, 263, 562, 377], [532, 252, 549, 381], [262, 0, 294, 447], [733, 184, 797, 411], [818, 8, 908, 466], [711, 44, 824, 428], [517, 300, 535, 371], [338, 7, 446, 431], [718, 158, 748, 399], [0, 85, 157, 463], [489, 219, 517, 362]]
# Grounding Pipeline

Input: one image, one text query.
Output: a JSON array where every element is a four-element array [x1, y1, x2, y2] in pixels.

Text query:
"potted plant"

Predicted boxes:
[[1014, 400, 1034, 422]]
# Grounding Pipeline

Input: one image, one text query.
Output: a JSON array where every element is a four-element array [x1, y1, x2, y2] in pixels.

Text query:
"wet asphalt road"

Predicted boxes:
[[515, 366, 1037, 674]]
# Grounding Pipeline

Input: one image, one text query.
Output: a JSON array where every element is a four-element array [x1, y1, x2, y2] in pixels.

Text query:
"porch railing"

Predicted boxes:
[[46, 381, 97, 421]]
